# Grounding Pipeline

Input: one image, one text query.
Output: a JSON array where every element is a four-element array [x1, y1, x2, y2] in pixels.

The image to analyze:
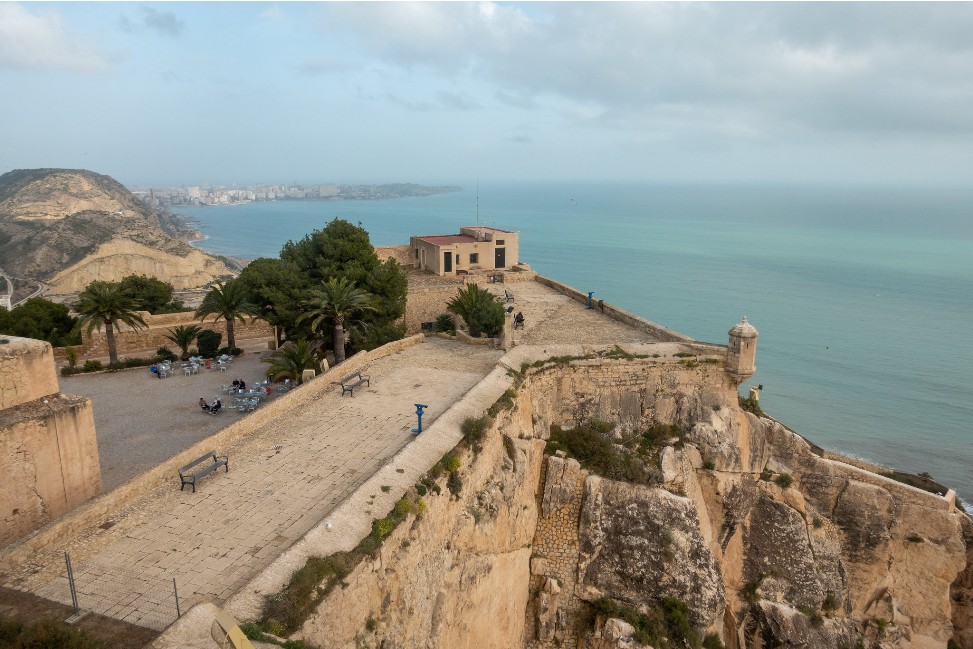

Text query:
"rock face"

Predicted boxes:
[[0, 168, 234, 294], [294, 354, 971, 649]]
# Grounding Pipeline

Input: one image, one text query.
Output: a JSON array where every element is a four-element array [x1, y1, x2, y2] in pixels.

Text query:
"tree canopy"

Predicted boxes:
[[0, 298, 80, 346], [236, 257, 312, 344], [117, 274, 184, 314], [74, 280, 147, 364]]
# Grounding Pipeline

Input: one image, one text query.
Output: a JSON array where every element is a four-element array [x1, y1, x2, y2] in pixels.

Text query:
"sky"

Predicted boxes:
[[1, 1, 972, 188]]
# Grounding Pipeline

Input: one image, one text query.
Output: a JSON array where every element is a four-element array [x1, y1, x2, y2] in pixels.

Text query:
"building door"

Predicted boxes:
[[494, 247, 505, 268], [444, 251, 453, 273]]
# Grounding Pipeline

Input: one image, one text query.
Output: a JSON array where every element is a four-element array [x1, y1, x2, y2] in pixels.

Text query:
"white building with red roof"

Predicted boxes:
[[409, 226, 519, 276]]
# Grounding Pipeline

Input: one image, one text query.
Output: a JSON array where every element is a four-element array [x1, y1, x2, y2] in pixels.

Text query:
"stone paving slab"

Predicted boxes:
[[8, 338, 502, 630]]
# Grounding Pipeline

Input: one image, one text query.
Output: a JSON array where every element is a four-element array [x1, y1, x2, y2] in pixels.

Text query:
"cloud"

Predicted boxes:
[[506, 135, 532, 144], [0, 3, 109, 73], [316, 2, 973, 140], [120, 6, 185, 38], [437, 91, 479, 111]]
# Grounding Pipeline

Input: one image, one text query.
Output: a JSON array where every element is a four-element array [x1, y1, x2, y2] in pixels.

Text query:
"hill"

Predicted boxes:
[[0, 168, 236, 295]]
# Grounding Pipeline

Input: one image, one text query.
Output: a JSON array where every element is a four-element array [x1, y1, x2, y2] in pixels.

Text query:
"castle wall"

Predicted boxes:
[[77, 311, 273, 358], [375, 245, 415, 266], [0, 337, 101, 547]]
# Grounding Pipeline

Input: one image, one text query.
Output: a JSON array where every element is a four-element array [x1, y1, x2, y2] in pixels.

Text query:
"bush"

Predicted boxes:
[[461, 416, 489, 447], [83, 359, 103, 372], [774, 473, 794, 489], [196, 329, 222, 357], [703, 634, 726, 649], [64, 347, 78, 367], [547, 421, 652, 485], [156, 346, 177, 362], [435, 313, 455, 333], [447, 471, 463, 496], [447, 284, 505, 337], [739, 394, 763, 416]]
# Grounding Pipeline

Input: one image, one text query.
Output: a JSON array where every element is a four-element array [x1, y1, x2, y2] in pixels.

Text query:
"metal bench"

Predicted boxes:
[[338, 371, 370, 397], [420, 321, 436, 332], [504, 289, 515, 302], [178, 451, 228, 493]]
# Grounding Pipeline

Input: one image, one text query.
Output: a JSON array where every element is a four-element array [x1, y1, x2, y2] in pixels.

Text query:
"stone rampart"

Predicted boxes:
[[0, 337, 101, 547], [375, 245, 415, 266], [0, 334, 424, 575], [77, 311, 273, 358], [534, 274, 695, 343]]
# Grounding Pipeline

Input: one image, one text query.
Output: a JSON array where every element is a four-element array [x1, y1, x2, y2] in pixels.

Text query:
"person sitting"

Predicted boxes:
[[231, 379, 240, 389], [210, 398, 222, 414], [238, 379, 246, 391], [199, 397, 210, 412], [514, 311, 525, 329]]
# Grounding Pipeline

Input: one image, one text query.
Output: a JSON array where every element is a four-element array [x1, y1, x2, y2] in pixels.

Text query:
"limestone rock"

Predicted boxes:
[[542, 455, 581, 517], [743, 601, 860, 649], [577, 475, 725, 629]]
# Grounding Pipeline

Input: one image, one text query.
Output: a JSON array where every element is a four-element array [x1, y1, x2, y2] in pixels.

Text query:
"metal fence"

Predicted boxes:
[[35, 553, 182, 632]]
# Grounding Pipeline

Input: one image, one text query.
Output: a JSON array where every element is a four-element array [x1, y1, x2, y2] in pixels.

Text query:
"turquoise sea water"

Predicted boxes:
[[177, 183, 973, 502]]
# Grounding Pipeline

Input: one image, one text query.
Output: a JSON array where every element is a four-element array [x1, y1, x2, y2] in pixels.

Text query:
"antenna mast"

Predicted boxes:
[[476, 179, 479, 226]]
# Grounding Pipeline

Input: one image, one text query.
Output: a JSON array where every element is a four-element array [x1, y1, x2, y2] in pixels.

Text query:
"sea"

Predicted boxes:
[[176, 182, 973, 503]]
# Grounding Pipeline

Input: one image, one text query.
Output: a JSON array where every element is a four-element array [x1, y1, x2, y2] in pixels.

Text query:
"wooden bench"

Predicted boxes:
[[338, 371, 370, 397], [179, 451, 228, 493], [504, 289, 515, 303]]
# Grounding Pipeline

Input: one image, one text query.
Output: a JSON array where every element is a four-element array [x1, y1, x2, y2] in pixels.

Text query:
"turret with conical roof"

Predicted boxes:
[[726, 316, 758, 381]]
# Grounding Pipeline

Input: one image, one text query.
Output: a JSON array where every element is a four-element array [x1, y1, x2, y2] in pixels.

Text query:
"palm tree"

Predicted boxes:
[[447, 284, 505, 337], [74, 281, 147, 365], [298, 277, 374, 364], [195, 279, 257, 350], [262, 339, 319, 383], [164, 324, 203, 361]]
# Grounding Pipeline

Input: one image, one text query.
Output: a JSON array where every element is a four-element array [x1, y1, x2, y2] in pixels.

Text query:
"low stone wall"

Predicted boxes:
[[77, 311, 273, 358], [403, 284, 457, 334], [534, 274, 694, 343], [0, 337, 60, 409], [0, 334, 425, 574], [375, 245, 415, 267]]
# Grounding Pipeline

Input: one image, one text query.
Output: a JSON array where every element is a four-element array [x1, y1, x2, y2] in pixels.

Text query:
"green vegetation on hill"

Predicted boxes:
[[0, 298, 80, 347]]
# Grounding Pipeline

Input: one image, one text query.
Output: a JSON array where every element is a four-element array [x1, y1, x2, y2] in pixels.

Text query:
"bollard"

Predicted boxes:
[[412, 403, 429, 434], [587, 291, 595, 309]]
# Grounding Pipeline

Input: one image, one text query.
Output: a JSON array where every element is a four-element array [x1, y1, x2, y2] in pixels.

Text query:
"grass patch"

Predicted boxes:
[[487, 389, 518, 417], [603, 346, 649, 360], [588, 597, 705, 648], [240, 622, 306, 648], [461, 416, 489, 447], [547, 421, 654, 484], [0, 617, 107, 648]]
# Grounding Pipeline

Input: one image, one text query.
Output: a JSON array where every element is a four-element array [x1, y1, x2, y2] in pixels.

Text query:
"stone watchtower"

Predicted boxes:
[[726, 316, 758, 381]]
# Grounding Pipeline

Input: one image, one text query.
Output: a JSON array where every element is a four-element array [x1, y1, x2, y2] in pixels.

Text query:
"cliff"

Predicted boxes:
[[0, 168, 235, 294], [287, 352, 970, 649]]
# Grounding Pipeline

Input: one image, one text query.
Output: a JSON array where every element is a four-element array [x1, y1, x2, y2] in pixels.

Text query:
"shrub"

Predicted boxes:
[[365, 617, 377, 632], [461, 416, 489, 447], [822, 592, 839, 613], [907, 534, 924, 543], [64, 347, 79, 367], [83, 359, 103, 372], [703, 634, 726, 649], [393, 498, 413, 517], [813, 517, 824, 529], [775, 473, 794, 489], [547, 421, 652, 485], [196, 329, 222, 357], [447, 471, 463, 496], [739, 394, 763, 416], [156, 346, 177, 362], [446, 284, 505, 337], [444, 453, 461, 473], [435, 313, 455, 333]]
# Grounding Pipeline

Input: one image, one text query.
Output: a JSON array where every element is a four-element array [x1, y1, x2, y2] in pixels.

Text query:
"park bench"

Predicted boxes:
[[489, 272, 504, 283], [504, 289, 515, 303], [178, 451, 228, 493], [338, 371, 370, 397], [420, 321, 435, 333]]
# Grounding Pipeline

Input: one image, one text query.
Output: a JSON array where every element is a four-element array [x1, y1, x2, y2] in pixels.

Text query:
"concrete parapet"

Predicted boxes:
[[533, 275, 694, 343], [0, 337, 59, 409]]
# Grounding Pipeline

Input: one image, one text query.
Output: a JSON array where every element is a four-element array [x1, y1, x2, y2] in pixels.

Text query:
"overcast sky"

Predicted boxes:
[[1, 2, 972, 187]]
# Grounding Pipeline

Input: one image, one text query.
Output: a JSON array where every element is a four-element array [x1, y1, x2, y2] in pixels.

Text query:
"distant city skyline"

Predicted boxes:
[[2, 2, 973, 188]]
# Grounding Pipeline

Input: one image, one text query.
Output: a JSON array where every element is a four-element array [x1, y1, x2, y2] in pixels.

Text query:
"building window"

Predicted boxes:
[[415, 248, 419, 259], [496, 239, 505, 245], [470, 253, 479, 264], [456, 255, 461, 264]]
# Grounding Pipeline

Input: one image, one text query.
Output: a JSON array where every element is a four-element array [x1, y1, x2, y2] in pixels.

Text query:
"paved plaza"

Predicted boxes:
[[5, 280, 665, 634]]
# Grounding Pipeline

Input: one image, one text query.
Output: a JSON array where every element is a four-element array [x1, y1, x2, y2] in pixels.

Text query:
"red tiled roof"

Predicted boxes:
[[415, 235, 477, 245]]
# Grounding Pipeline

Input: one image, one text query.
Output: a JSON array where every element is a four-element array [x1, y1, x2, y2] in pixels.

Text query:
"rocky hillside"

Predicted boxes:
[[0, 168, 235, 294], [290, 349, 971, 649]]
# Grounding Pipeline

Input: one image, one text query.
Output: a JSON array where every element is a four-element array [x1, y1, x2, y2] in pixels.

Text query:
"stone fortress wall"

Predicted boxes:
[[0, 337, 101, 546], [74, 311, 273, 359], [186, 339, 970, 649]]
